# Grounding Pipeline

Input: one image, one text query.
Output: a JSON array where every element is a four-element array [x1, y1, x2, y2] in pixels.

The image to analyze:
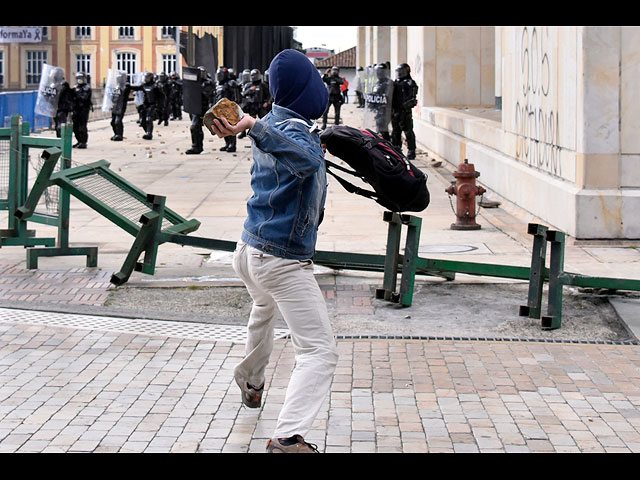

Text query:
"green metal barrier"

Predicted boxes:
[[0, 114, 97, 267], [111, 206, 640, 331], [10, 121, 640, 331], [16, 156, 199, 284]]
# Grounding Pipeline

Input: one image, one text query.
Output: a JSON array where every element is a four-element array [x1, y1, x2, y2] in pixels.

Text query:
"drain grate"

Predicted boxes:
[[0, 308, 289, 343]]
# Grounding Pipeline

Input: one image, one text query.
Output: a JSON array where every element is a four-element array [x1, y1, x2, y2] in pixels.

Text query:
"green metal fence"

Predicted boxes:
[[5, 111, 640, 332], [0, 114, 97, 266]]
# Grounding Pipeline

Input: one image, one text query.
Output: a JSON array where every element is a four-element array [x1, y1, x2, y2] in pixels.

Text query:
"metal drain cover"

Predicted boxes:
[[0, 307, 289, 344]]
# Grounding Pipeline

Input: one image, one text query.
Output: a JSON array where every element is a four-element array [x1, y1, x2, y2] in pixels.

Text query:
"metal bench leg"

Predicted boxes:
[[135, 194, 166, 275], [376, 211, 402, 302], [111, 211, 160, 286], [398, 214, 422, 307], [519, 223, 549, 319], [542, 230, 565, 330]]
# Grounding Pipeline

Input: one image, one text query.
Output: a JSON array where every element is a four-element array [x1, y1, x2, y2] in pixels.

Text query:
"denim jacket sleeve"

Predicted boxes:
[[248, 119, 324, 177]]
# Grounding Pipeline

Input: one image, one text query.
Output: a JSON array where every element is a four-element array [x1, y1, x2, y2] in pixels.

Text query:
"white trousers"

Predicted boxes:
[[232, 241, 339, 439]]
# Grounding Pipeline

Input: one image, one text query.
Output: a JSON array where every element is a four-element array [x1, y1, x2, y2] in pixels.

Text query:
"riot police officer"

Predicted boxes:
[[391, 63, 419, 160], [364, 63, 394, 140], [215, 66, 239, 152], [132, 71, 164, 140], [355, 66, 365, 108], [263, 69, 273, 114], [72, 72, 93, 149], [156, 72, 171, 126], [240, 69, 251, 87], [54, 72, 74, 138], [321, 66, 344, 129], [168, 72, 183, 120], [110, 71, 132, 141], [185, 66, 215, 155], [241, 69, 270, 117], [239, 69, 252, 114], [238, 68, 270, 139]]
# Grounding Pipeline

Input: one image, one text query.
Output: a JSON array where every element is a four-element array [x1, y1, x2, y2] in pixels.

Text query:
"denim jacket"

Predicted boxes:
[[241, 104, 327, 260]]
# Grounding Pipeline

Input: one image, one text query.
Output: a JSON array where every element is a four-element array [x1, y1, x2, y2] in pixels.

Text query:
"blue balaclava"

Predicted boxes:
[[268, 49, 329, 121]]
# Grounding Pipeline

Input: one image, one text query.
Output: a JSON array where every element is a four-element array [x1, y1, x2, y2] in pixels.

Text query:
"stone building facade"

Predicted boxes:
[[357, 26, 640, 239]]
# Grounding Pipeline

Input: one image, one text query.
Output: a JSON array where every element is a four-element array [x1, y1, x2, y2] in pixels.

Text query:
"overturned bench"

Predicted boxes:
[[16, 147, 200, 284]]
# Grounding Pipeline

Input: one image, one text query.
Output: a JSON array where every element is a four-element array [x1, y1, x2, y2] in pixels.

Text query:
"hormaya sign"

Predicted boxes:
[[0, 27, 43, 43]]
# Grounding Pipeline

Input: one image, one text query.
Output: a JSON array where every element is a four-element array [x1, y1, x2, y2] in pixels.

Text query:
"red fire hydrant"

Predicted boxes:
[[445, 159, 486, 230]]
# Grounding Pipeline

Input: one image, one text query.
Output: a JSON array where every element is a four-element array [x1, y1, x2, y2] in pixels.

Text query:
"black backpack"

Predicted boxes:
[[320, 125, 430, 213]]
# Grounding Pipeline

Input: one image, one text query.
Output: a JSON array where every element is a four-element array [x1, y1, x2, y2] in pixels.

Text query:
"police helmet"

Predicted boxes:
[[216, 67, 228, 83], [395, 63, 411, 80], [116, 70, 128, 87], [49, 67, 65, 85], [250, 69, 261, 82], [374, 63, 389, 79], [75, 71, 87, 85]]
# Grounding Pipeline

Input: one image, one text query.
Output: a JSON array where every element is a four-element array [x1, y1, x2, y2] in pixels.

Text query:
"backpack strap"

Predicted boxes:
[[324, 159, 362, 178], [361, 129, 385, 150], [325, 160, 378, 200]]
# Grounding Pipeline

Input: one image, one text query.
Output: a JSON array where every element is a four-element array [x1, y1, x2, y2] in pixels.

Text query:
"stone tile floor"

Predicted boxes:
[[1, 315, 639, 453]]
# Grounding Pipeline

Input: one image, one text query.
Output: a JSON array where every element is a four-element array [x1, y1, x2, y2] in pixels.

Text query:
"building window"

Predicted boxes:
[[26, 50, 47, 86], [75, 54, 91, 80], [116, 52, 137, 83], [161, 54, 177, 74], [75, 26, 92, 39], [119, 27, 135, 39], [161, 26, 177, 39], [0, 51, 4, 86]]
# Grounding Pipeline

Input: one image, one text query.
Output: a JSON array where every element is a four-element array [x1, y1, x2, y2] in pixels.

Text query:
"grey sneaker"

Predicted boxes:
[[266, 435, 319, 453], [235, 377, 263, 408]]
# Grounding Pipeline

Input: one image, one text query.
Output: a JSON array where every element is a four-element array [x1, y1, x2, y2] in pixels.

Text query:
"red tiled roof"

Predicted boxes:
[[314, 46, 356, 68]]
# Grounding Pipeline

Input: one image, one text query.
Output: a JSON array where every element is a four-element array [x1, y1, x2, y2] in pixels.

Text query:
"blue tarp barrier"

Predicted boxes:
[[0, 90, 51, 131]]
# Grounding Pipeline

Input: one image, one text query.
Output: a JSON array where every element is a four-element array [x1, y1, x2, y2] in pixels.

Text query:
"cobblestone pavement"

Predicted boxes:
[[1, 316, 639, 453], [1, 105, 640, 453], [0, 264, 111, 307]]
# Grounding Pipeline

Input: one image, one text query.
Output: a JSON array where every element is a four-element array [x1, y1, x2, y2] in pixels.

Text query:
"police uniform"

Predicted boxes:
[[110, 72, 132, 141], [132, 72, 164, 140], [72, 72, 92, 148], [156, 72, 171, 126], [54, 81, 73, 138], [365, 63, 394, 140], [186, 67, 215, 154], [391, 63, 419, 159], [321, 66, 344, 129], [168, 72, 183, 120], [215, 67, 239, 152]]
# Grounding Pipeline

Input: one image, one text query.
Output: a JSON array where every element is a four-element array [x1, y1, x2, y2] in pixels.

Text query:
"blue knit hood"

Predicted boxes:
[[268, 49, 329, 121]]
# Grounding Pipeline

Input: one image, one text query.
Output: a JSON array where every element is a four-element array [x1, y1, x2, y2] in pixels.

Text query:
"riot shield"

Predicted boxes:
[[182, 66, 205, 116], [364, 65, 394, 134], [355, 67, 364, 93], [101, 69, 117, 112], [363, 65, 375, 96], [133, 72, 144, 107], [35, 64, 65, 118]]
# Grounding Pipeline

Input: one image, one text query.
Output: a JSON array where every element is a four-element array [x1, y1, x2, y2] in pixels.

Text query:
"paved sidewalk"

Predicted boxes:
[[1, 316, 639, 453], [1, 103, 640, 452]]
